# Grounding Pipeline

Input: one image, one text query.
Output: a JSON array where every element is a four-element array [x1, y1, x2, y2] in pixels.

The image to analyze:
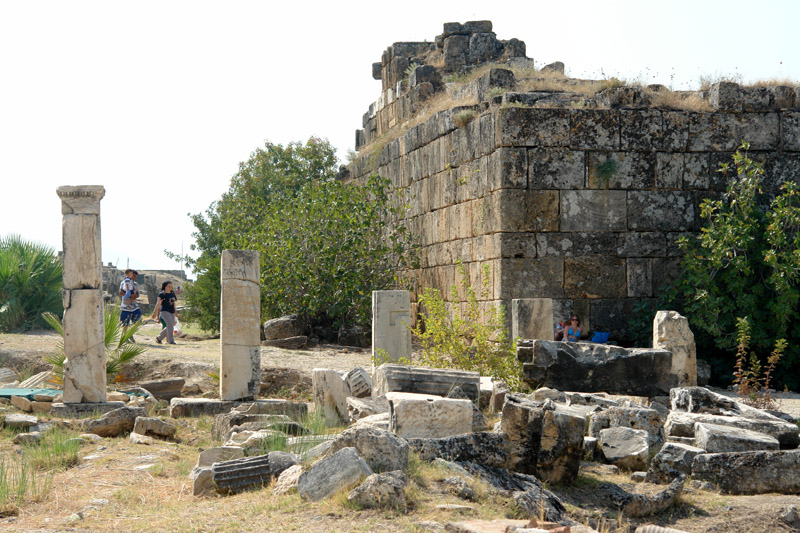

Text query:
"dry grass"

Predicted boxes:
[[746, 77, 800, 88], [648, 89, 713, 112]]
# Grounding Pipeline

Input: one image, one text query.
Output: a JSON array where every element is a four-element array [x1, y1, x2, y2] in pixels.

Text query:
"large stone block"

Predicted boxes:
[[519, 339, 678, 396], [312, 368, 351, 426], [220, 249, 259, 283], [687, 113, 738, 151], [691, 449, 800, 494], [569, 109, 619, 150], [61, 214, 102, 289], [652, 311, 697, 387], [495, 107, 570, 147], [627, 191, 694, 231], [627, 258, 652, 297], [495, 190, 559, 232], [56, 185, 105, 215], [511, 299, 553, 341], [372, 291, 412, 365], [708, 82, 741, 112], [387, 392, 472, 439], [664, 411, 799, 449], [646, 442, 705, 484], [599, 427, 649, 470], [655, 152, 683, 189], [560, 190, 626, 232], [620, 109, 663, 150], [61, 288, 106, 403], [782, 111, 800, 151], [373, 364, 480, 402], [738, 112, 780, 150], [694, 422, 779, 453], [220, 279, 261, 347], [496, 258, 564, 299], [488, 147, 527, 190], [662, 111, 689, 151], [587, 152, 655, 189], [564, 257, 626, 299], [298, 447, 373, 501], [528, 148, 585, 189], [219, 344, 260, 401]]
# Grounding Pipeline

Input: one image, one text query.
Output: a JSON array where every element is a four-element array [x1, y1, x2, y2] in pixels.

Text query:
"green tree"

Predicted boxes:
[[181, 137, 416, 332], [671, 143, 800, 388], [0, 235, 63, 332]]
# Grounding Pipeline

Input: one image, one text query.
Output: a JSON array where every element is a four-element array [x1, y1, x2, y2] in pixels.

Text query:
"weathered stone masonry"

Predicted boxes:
[[348, 22, 800, 341]]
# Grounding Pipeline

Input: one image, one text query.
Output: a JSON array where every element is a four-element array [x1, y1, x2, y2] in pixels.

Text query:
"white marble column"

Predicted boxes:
[[57, 185, 106, 403], [220, 249, 261, 401]]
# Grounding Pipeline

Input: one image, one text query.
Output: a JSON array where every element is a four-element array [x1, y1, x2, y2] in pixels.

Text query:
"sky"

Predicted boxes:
[[1, 0, 799, 276]]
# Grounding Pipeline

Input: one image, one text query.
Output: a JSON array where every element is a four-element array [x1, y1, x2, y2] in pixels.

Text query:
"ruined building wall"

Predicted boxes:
[[347, 22, 800, 341]]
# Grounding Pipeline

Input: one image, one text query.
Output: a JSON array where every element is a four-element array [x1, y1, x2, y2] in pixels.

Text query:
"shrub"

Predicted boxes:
[[411, 263, 522, 390], [670, 143, 800, 388], [182, 137, 417, 332], [732, 316, 784, 409], [0, 235, 62, 332]]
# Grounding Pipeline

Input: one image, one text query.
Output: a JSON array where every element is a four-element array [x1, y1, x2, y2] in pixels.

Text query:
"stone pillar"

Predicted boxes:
[[653, 310, 697, 387], [511, 298, 554, 341], [371, 290, 412, 365], [220, 250, 261, 401], [57, 186, 106, 404]]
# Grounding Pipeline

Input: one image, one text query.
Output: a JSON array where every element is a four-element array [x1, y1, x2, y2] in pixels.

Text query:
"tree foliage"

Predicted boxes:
[[181, 137, 416, 332], [0, 235, 63, 332], [671, 143, 800, 388]]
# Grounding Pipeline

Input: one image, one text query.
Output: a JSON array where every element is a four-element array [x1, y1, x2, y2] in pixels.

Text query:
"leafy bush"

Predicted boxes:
[[670, 143, 800, 388], [42, 306, 146, 382], [0, 235, 62, 332], [182, 137, 417, 332], [411, 263, 522, 391]]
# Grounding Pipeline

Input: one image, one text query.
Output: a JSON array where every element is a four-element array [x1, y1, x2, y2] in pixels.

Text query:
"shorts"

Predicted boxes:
[[120, 309, 142, 326]]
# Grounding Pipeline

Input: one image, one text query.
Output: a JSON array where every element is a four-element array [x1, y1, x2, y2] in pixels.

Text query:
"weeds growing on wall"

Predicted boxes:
[[411, 262, 522, 390]]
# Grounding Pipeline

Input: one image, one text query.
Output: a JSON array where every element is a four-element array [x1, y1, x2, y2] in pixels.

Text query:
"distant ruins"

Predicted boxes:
[[347, 20, 800, 341]]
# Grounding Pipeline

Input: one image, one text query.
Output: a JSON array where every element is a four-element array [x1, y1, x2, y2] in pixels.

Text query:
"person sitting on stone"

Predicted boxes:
[[566, 315, 581, 342], [554, 317, 569, 341]]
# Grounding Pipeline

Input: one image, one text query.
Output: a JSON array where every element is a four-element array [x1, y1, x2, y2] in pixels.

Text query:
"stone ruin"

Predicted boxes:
[[347, 20, 800, 340]]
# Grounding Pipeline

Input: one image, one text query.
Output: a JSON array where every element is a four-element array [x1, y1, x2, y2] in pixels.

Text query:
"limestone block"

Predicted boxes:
[[496, 258, 564, 300], [569, 109, 619, 150], [61, 288, 106, 403], [192, 467, 214, 496], [564, 257, 627, 299], [61, 214, 102, 289], [691, 449, 800, 494], [387, 392, 473, 439], [627, 258, 652, 297], [132, 416, 177, 439], [31, 401, 52, 414], [645, 442, 705, 484], [220, 279, 261, 347], [708, 82, 742, 112], [344, 367, 372, 398], [488, 147, 527, 190], [372, 364, 480, 402], [560, 190, 626, 232], [10, 395, 31, 412], [687, 113, 738, 151], [328, 426, 410, 472], [528, 148, 585, 189], [511, 298, 553, 341], [782, 111, 800, 151], [347, 470, 408, 509], [220, 249, 259, 283], [196, 446, 245, 469], [56, 185, 105, 216], [599, 427, 650, 470], [655, 152, 683, 189], [84, 407, 146, 437], [443, 34, 470, 69], [495, 107, 570, 147], [627, 191, 694, 231], [694, 422, 779, 453], [652, 311, 697, 387], [495, 190, 559, 232], [298, 447, 373, 501], [371, 291, 412, 365], [537, 407, 586, 484], [213, 451, 297, 494], [313, 368, 351, 426], [606, 406, 664, 451], [2, 413, 38, 430], [168, 398, 238, 418], [620, 109, 663, 150], [664, 411, 799, 449], [587, 151, 655, 190], [219, 344, 261, 401], [263, 315, 304, 340], [663, 111, 689, 151], [738, 112, 780, 150], [273, 464, 303, 495]]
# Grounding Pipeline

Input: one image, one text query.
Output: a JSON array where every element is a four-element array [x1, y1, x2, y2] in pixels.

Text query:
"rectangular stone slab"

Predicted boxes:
[[220, 344, 261, 401], [61, 288, 106, 403], [50, 402, 125, 417], [691, 449, 800, 494], [387, 392, 473, 439], [169, 398, 238, 418], [373, 364, 480, 402], [371, 290, 412, 365], [511, 298, 553, 341]]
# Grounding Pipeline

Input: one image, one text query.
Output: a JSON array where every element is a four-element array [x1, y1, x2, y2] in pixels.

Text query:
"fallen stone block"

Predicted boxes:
[[406, 432, 510, 468], [344, 366, 372, 398], [106, 391, 130, 402], [645, 442, 705, 484], [670, 386, 793, 427], [263, 315, 304, 340], [84, 407, 147, 437], [347, 396, 389, 423], [478, 377, 493, 410], [132, 417, 177, 440], [231, 399, 308, 419], [606, 406, 664, 451], [224, 429, 287, 453], [664, 411, 798, 449], [519, 339, 677, 396], [298, 447, 373, 501], [446, 386, 487, 432], [18, 371, 57, 389], [694, 422, 779, 453], [140, 378, 185, 401], [652, 310, 697, 387], [13, 431, 41, 445], [387, 392, 473, 439], [30, 401, 52, 414], [196, 446, 245, 469], [169, 398, 237, 418], [443, 476, 475, 500], [691, 449, 800, 494], [261, 336, 308, 350], [192, 467, 214, 496], [130, 432, 154, 445], [32, 394, 55, 402], [489, 380, 509, 413], [373, 364, 480, 402], [347, 470, 408, 509], [609, 474, 686, 517], [312, 368, 351, 426], [599, 427, 650, 471], [50, 401, 126, 417], [212, 412, 292, 441], [212, 451, 298, 494], [328, 426, 409, 472], [351, 412, 390, 431], [273, 463, 303, 495], [10, 395, 32, 412]]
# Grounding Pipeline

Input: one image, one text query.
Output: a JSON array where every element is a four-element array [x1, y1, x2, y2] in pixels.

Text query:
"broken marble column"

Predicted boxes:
[[57, 186, 106, 404], [652, 311, 697, 387], [220, 250, 261, 401], [372, 290, 412, 365], [511, 298, 554, 341]]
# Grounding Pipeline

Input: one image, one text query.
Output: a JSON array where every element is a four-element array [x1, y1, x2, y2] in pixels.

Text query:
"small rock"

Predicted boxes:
[[435, 504, 474, 512], [443, 476, 474, 500], [132, 417, 177, 439], [89, 498, 109, 506], [67, 512, 84, 522], [630, 471, 647, 483], [273, 464, 303, 495], [298, 447, 373, 501], [347, 470, 408, 509], [780, 504, 799, 528], [107, 391, 130, 402], [13, 431, 41, 445], [79, 433, 104, 442], [689, 479, 716, 492], [130, 432, 155, 445]]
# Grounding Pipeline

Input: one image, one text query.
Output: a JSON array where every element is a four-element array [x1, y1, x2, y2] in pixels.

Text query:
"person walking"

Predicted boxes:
[[151, 280, 179, 345], [119, 269, 141, 342]]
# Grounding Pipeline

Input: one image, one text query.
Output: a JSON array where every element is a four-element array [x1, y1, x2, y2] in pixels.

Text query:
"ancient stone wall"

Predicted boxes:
[[348, 22, 800, 341]]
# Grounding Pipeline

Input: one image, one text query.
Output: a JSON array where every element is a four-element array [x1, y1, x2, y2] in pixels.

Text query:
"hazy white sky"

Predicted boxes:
[[1, 0, 798, 274]]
